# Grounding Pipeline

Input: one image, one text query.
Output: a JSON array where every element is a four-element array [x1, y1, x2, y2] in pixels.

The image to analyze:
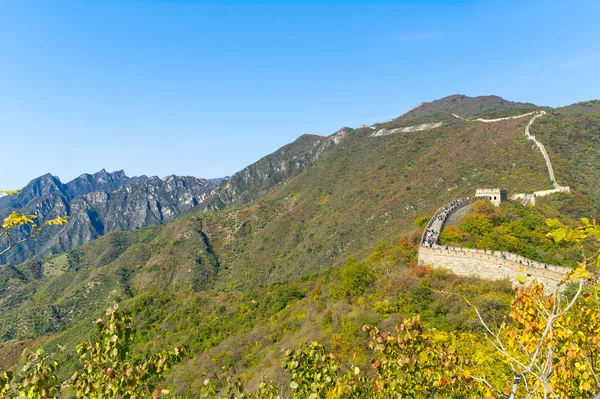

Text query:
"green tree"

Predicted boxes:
[[71, 304, 184, 399], [0, 304, 184, 398], [333, 258, 375, 297], [364, 315, 485, 398], [414, 216, 429, 227], [284, 341, 370, 399]]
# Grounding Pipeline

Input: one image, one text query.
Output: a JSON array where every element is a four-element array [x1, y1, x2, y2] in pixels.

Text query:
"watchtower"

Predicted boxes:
[[475, 188, 507, 207]]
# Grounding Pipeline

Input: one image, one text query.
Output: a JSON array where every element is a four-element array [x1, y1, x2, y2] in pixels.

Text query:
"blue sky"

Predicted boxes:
[[1, 0, 599, 189]]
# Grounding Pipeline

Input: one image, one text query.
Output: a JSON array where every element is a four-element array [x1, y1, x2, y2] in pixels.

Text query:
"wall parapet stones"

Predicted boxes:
[[418, 194, 569, 293], [371, 122, 443, 137], [418, 246, 565, 293]]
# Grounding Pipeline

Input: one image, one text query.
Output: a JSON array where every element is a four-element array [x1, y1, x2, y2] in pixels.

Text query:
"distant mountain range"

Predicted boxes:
[[0, 170, 216, 265], [0, 127, 349, 265]]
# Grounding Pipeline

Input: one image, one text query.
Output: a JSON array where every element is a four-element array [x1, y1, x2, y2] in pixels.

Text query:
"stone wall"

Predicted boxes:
[[421, 196, 484, 247], [418, 247, 564, 293], [419, 193, 569, 293], [371, 122, 443, 137], [416, 111, 573, 292]]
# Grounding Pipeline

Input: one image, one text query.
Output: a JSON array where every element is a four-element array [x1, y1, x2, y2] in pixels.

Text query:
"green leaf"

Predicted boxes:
[[546, 218, 562, 228], [581, 217, 590, 225]]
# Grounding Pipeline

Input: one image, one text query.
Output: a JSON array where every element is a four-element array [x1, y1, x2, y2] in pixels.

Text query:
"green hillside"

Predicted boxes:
[[1, 96, 599, 396]]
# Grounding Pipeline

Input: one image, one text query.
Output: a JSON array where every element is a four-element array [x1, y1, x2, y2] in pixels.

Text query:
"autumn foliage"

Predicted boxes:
[[0, 188, 599, 398]]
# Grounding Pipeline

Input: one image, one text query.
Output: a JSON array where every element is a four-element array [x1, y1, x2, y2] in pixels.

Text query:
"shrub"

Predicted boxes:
[[333, 259, 376, 297], [414, 216, 429, 227]]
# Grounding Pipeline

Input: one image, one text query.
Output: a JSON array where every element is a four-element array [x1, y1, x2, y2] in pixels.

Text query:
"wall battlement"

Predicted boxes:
[[475, 188, 507, 206], [418, 247, 564, 293], [419, 193, 569, 293]]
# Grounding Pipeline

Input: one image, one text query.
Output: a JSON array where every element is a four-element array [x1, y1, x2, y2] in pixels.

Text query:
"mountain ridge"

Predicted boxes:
[[1, 94, 599, 395], [3, 94, 598, 266], [0, 171, 216, 265]]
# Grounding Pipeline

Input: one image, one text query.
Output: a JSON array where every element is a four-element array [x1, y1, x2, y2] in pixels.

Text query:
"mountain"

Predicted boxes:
[[398, 94, 542, 120], [0, 170, 216, 265], [0, 169, 129, 212], [1, 127, 350, 266], [201, 128, 350, 211], [556, 99, 600, 115], [0, 95, 599, 395], [207, 176, 230, 185]]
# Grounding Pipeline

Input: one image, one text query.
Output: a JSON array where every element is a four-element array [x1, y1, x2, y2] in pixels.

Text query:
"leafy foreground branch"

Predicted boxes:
[[467, 217, 600, 399], [0, 305, 183, 399], [0, 189, 68, 257]]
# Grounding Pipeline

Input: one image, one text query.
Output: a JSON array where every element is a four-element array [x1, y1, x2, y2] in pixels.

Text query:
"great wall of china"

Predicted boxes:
[[411, 110, 572, 292], [417, 194, 568, 293], [452, 110, 571, 203]]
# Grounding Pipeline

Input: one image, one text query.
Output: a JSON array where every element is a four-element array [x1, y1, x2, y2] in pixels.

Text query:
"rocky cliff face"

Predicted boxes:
[[0, 170, 216, 265], [203, 128, 351, 210]]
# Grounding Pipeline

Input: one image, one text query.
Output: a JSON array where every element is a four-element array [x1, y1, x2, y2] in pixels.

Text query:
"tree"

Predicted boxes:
[[0, 189, 68, 257], [466, 217, 600, 398], [415, 217, 429, 227], [0, 305, 184, 398], [284, 341, 370, 399], [364, 315, 486, 398], [71, 304, 184, 399], [332, 258, 375, 297], [0, 349, 59, 398]]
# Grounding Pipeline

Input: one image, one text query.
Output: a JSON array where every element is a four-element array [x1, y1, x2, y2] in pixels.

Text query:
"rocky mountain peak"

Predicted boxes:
[[330, 127, 352, 144], [0, 174, 66, 210], [67, 169, 130, 197], [0, 171, 217, 265]]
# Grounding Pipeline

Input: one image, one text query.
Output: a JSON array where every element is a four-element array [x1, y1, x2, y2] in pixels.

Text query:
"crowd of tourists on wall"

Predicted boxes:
[[419, 197, 570, 275], [421, 196, 484, 248]]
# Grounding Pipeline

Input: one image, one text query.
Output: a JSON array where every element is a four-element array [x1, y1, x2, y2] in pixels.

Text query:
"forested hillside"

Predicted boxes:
[[1, 95, 599, 397]]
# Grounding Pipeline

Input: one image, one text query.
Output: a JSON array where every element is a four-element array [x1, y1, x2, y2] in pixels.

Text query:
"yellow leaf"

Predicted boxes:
[[45, 217, 69, 226], [0, 190, 21, 197], [2, 212, 37, 229]]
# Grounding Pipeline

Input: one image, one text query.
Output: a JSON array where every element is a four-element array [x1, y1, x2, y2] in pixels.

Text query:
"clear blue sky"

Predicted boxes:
[[2, 0, 599, 189]]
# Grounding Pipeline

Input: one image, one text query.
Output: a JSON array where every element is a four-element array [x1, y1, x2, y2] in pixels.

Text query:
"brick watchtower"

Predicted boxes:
[[475, 188, 507, 206]]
